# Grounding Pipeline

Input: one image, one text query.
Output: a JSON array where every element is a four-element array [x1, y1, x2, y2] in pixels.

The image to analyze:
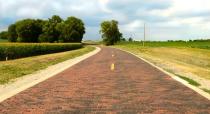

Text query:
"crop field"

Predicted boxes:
[[115, 41, 210, 90], [0, 39, 7, 43], [0, 43, 82, 61], [117, 40, 210, 49], [0, 46, 95, 84]]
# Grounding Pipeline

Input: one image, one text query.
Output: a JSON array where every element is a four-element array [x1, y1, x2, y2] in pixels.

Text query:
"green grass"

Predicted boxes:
[[202, 88, 210, 94], [114, 41, 210, 91], [0, 46, 95, 84], [175, 74, 201, 87], [0, 39, 8, 42], [82, 40, 101, 45], [117, 41, 210, 50], [115, 42, 210, 80], [164, 69, 201, 87]]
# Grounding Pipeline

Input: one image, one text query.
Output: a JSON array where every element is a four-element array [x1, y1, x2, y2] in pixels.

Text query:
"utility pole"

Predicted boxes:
[[143, 23, 146, 47]]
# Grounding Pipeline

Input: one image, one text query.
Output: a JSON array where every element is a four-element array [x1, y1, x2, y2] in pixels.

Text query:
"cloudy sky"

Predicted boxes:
[[0, 0, 210, 41]]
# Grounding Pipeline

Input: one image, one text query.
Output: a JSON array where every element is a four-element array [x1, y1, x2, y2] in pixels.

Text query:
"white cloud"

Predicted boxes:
[[17, 7, 42, 18], [1, 0, 210, 40], [172, 0, 210, 12], [151, 0, 210, 17], [98, 0, 112, 13], [120, 20, 144, 32]]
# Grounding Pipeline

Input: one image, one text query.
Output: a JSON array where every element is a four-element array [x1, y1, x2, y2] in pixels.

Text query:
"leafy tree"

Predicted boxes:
[[4, 15, 86, 43], [100, 20, 122, 45], [58, 16, 85, 42], [38, 33, 53, 42], [39, 15, 63, 43], [16, 19, 43, 42], [120, 38, 126, 42], [8, 24, 18, 42], [0, 31, 8, 39], [128, 37, 133, 42], [50, 15, 63, 24]]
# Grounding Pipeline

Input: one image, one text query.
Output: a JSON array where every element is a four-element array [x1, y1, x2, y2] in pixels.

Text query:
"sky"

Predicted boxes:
[[0, 0, 210, 41]]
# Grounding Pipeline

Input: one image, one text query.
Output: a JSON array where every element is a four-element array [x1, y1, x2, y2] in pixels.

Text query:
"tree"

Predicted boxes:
[[100, 20, 122, 45], [7, 24, 18, 42], [58, 16, 85, 42], [39, 15, 63, 43], [120, 38, 126, 42], [4, 15, 86, 43], [0, 31, 8, 39], [38, 33, 53, 42], [128, 37, 133, 42], [16, 19, 43, 42]]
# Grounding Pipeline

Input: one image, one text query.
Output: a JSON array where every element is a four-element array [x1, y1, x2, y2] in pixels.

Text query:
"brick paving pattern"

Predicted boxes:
[[0, 47, 210, 114]]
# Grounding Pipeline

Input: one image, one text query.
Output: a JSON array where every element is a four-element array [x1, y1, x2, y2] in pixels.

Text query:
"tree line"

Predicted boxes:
[[0, 16, 126, 45], [0, 15, 85, 43]]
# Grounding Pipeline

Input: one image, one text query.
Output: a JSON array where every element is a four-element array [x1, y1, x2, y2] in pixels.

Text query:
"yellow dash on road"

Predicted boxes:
[[112, 54, 114, 57], [111, 63, 115, 71]]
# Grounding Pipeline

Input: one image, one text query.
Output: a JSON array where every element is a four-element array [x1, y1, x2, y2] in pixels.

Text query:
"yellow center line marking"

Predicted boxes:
[[111, 63, 115, 71]]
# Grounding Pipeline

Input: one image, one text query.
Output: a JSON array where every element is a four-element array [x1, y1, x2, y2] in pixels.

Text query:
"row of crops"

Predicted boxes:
[[117, 41, 210, 50], [0, 43, 83, 61]]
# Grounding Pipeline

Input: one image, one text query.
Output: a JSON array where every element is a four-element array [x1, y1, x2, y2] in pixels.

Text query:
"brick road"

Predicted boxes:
[[0, 47, 210, 114]]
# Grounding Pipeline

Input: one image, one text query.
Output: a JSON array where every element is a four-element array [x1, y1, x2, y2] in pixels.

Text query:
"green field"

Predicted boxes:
[[0, 46, 95, 84], [0, 43, 82, 60], [114, 41, 210, 91], [0, 39, 8, 43], [117, 41, 210, 49]]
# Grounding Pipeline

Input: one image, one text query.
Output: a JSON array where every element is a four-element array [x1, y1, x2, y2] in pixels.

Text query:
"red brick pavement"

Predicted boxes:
[[0, 47, 210, 114]]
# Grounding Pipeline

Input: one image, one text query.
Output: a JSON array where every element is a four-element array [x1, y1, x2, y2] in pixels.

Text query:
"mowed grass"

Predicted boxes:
[[0, 46, 95, 84], [115, 42, 210, 80]]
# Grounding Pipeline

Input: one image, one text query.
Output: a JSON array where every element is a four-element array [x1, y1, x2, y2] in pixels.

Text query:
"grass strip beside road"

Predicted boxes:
[[177, 75, 201, 87], [202, 88, 210, 94], [114, 43, 210, 80], [0, 46, 95, 84], [114, 42, 210, 94]]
